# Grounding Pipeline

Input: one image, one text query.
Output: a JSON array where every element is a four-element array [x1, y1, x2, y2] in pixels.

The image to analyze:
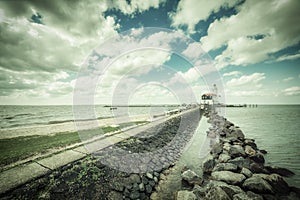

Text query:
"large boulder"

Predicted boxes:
[[192, 185, 207, 199], [249, 163, 269, 174], [205, 186, 231, 200], [228, 127, 245, 140], [218, 153, 231, 163], [229, 145, 246, 158], [211, 171, 246, 185], [242, 176, 273, 194], [228, 157, 251, 169], [256, 173, 290, 194], [233, 192, 264, 200], [176, 190, 197, 200], [219, 184, 244, 199], [202, 155, 216, 173], [213, 163, 238, 172], [250, 153, 265, 164], [245, 145, 256, 156], [181, 169, 203, 185], [233, 193, 253, 200], [241, 167, 253, 178], [211, 143, 223, 155], [246, 191, 264, 200]]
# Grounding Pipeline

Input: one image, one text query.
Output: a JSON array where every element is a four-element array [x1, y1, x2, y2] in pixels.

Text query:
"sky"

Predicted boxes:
[[0, 0, 299, 105]]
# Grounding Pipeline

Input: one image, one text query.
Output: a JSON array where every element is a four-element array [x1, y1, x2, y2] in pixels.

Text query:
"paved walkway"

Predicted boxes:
[[0, 108, 200, 194]]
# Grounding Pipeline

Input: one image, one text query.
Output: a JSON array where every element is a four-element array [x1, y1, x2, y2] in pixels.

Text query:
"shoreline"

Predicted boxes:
[[0, 115, 153, 139]]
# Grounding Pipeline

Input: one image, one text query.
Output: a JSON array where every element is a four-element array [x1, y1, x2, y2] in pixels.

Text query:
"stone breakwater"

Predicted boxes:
[[176, 112, 300, 200], [0, 109, 200, 200]]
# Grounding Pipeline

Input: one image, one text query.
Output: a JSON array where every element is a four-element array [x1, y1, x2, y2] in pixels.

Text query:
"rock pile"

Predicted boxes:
[[177, 112, 300, 200]]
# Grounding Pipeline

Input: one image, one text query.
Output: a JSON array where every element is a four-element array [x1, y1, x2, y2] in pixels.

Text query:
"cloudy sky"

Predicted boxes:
[[0, 0, 299, 105]]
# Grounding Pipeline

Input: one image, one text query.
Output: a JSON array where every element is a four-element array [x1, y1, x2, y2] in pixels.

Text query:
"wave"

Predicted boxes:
[[3, 113, 34, 120]]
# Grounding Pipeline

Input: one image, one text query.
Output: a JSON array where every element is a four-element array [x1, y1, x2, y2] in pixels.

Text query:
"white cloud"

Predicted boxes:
[[223, 71, 242, 77], [226, 73, 265, 87], [182, 42, 206, 59], [275, 52, 300, 62], [170, 0, 240, 33], [283, 77, 294, 82], [200, 0, 300, 68], [0, 1, 122, 104], [283, 86, 300, 96]]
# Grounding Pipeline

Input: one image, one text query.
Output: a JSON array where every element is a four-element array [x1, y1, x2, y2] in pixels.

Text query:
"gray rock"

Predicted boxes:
[[181, 169, 203, 185], [139, 182, 145, 192], [250, 153, 265, 164], [211, 171, 246, 185], [228, 127, 245, 140], [241, 167, 253, 178], [207, 180, 228, 188], [223, 143, 231, 151], [245, 145, 256, 156], [246, 191, 264, 200], [256, 173, 290, 194], [145, 184, 152, 194], [129, 174, 141, 184], [148, 180, 155, 187], [202, 154, 216, 173], [229, 145, 246, 158], [193, 185, 206, 198], [129, 191, 140, 199], [211, 143, 223, 155], [250, 163, 268, 174], [146, 172, 153, 179], [218, 153, 231, 163], [233, 193, 252, 200], [243, 176, 273, 194], [228, 157, 251, 169], [205, 186, 231, 200], [219, 184, 244, 198], [213, 163, 238, 172], [176, 190, 197, 200]]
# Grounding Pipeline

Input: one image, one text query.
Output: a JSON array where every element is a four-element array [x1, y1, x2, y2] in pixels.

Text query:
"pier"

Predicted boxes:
[[0, 106, 299, 199]]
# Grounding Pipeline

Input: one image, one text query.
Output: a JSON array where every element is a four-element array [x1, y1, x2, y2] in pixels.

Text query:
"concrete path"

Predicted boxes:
[[0, 108, 200, 194]]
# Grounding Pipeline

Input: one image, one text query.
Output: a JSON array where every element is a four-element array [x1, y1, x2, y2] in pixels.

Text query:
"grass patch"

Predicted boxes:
[[0, 121, 148, 167]]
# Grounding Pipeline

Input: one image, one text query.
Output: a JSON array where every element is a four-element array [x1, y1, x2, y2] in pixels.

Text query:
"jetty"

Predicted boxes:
[[0, 105, 299, 199]]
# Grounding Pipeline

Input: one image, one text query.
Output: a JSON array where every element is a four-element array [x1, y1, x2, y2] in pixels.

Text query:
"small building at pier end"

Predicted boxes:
[[200, 93, 217, 112]]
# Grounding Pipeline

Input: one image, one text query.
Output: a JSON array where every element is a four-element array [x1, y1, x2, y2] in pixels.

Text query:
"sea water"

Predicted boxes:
[[0, 105, 175, 129], [224, 105, 300, 187]]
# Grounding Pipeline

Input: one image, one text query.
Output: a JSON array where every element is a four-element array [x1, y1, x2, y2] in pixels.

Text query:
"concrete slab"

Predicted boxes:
[[0, 162, 49, 194], [37, 150, 85, 170], [72, 146, 89, 154]]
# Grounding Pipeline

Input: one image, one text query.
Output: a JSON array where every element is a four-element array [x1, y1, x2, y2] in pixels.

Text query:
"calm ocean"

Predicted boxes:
[[0, 105, 174, 129], [225, 105, 300, 187], [0, 105, 299, 186]]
